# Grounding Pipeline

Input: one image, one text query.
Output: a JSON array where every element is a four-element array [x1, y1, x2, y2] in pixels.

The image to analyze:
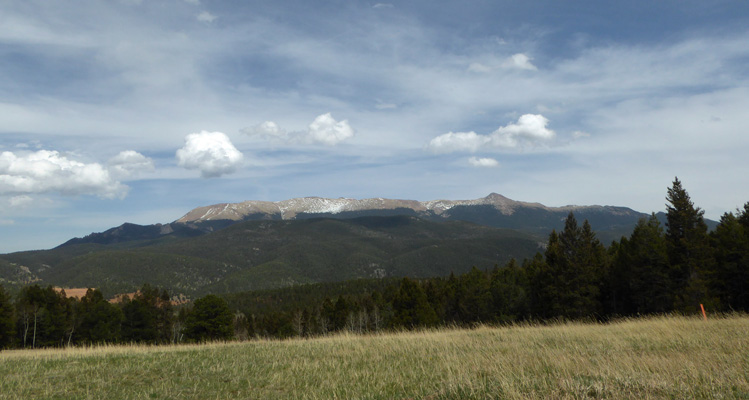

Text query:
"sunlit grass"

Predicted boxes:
[[2, 314, 748, 399]]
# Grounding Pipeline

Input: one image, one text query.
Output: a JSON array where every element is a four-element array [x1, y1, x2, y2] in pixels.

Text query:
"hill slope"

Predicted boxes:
[[1, 216, 543, 297]]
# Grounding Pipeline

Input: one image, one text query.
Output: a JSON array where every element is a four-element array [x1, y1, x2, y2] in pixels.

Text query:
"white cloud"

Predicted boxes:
[[373, 3, 394, 9], [242, 113, 355, 146], [0, 150, 127, 198], [197, 11, 217, 23], [307, 113, 355, 145], [176, 131, 244, 178], [468, 157, 499, 168], [183, 0, 200, 4], [503, 53, 537, 71], [491, 114, 555, 147], [243, 121, 288, 141], [428, 114, 555, 153], [107, 150, 155, 179], [427, 131, 490, 153]]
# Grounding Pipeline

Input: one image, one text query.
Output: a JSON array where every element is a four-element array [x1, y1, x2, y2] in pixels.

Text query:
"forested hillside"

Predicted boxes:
[[0, 217, 542, 297]]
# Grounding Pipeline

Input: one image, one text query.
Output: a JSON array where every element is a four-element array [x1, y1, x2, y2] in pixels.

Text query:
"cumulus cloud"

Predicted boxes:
[[0, 150, 127, 198], [428, 131, 490, 154], [428, 114, 555, 153], [107, 150, 155, 179], [468, 157, 500, 168], [242, 113, 355, 146], [197, 11, 217, 23], [491, 114, 555, 147], [307, 113, 355, 145], [176, 131, 244, 178]]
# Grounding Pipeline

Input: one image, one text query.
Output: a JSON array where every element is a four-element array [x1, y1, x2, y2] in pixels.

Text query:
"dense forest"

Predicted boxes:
[[1, 178, 747, 348]]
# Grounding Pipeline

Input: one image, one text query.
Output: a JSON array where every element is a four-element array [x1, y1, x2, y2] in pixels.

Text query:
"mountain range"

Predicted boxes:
[[0, 193, 683, 298], [63, 193, 649, 247]]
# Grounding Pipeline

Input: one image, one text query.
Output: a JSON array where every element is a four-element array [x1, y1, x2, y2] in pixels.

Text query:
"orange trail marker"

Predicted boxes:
[[700, 304, 707, 321]]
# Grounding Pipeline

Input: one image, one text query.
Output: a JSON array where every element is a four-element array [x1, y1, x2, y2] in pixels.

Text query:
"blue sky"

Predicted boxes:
[[1, 0, 748, 252]]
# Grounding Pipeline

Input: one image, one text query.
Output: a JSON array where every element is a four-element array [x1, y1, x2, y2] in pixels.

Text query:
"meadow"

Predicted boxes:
[[1, 314, 747, 399]]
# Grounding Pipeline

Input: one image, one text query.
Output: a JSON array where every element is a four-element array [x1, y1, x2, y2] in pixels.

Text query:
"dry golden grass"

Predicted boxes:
[[1, 314, 747, 399]]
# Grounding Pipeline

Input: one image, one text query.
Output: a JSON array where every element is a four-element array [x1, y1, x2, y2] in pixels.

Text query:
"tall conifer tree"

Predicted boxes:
[[665, 177, 715, 311]]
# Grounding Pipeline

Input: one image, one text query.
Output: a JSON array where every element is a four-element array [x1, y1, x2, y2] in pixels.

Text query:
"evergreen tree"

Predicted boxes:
[[489, 259, 528, 322], [456, 267, 492, 323], [611, 215, 671, 314], [665, 177, 715, 311], [0, 285, 14, 349], [391, 278, 438, 328], [711, 209, 749, 310], [184, 295, 234, 342], [534, 213, 606, 319], [121, 284, 173, 343], [76, 289, 123, 344]]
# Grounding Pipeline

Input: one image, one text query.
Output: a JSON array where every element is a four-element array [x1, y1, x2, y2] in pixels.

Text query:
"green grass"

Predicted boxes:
[[2, 314, 748, 399]]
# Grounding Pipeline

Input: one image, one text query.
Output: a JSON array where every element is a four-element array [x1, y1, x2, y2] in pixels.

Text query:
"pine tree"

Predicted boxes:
[[612, 215, 671, 314], [489, 259, 528, 322], [391, 278, 438, 328], [711, 209, 749, 310], [184, 295, 234, 342], [665, 177, 715, 311], [76, 288, 123, 344], [0, 285, 14, 349], [535, 213, 606, 319], [121, 284, 173, 344]]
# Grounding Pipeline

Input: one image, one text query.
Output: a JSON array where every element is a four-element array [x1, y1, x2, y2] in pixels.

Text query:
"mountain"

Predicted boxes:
[[0, 193, 686, 298], [174, 193, 647, 244], [59, 193, 649, 249], [0, 216, 543, 297]]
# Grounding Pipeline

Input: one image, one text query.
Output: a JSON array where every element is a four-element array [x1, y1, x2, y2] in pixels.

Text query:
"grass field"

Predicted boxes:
[[1, 314, 748, 399]]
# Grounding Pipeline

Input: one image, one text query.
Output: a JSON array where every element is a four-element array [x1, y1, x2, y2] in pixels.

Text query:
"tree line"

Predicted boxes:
[[0, 284, 234, 349], [1, 177, 747, 347]]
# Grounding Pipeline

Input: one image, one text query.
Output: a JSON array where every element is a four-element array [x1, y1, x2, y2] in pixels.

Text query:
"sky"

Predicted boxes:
[[1, 0, 749, 252]]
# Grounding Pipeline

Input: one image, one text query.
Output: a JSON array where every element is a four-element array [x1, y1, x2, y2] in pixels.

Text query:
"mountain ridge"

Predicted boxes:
[[56, 193, 652, 248], [176, 192, 639, 223]]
